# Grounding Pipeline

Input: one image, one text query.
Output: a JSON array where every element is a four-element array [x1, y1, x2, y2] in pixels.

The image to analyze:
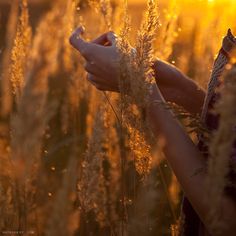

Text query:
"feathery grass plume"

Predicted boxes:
[[11, 2, 65, 180], [10, 0, 32, 100], [103, 103, 121, 225], [117, 0, 132, 101], [115, 3, 134, 233], [1, 0, 19, 117], [88, 0, 99, 9], [61, 0, 77, 72], [126, 118, 152, 176], [78, 105, 110, 227], [10, 60, 50, 231], [88, 0, 112, 29], [133, 0, 159, 107], [0, 4, 17, 219], [99, 0, 112, 29], [206, 64, 236, 234], [118, 0, 159, 176], [10, 5, 65, 230]]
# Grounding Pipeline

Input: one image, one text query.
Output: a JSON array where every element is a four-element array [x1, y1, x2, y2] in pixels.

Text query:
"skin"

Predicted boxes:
[[69, 27, 236, 235]]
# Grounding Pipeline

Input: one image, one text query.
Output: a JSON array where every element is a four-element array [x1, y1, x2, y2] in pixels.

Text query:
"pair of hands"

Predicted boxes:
[[69, 27, 180, 95]]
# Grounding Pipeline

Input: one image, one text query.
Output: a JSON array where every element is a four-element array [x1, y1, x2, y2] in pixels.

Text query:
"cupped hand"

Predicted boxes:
[[69, 27, 121, 92]]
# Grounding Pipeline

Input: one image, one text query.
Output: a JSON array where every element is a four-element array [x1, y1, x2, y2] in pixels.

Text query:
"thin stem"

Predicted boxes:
[[103, 91, 122, 126]]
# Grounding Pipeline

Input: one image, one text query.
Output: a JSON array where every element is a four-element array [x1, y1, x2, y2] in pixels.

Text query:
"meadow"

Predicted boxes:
[[0, 0, 236, 235]]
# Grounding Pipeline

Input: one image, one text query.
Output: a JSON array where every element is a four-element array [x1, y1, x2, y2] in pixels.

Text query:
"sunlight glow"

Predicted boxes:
[[128, 0, 235, 3]]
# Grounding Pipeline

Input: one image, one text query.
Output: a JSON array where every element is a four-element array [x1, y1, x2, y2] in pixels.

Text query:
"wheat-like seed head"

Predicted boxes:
[[10, 0, 32, 100]]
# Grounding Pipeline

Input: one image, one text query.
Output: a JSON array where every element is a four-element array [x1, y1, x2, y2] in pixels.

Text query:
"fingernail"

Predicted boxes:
[[71, 26, 85, 40], [81, 26, 85, 33]]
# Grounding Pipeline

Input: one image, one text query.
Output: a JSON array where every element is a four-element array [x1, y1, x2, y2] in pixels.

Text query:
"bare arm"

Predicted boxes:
[[147, 84, 236, 235], [153, 59, 206, 115]]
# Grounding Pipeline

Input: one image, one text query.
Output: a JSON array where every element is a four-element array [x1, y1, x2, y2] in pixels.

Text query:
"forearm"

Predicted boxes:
[[147, 85, 236, 235], [153, 59, 206, 114]]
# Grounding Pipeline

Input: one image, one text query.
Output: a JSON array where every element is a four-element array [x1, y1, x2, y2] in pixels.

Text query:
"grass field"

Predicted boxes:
[[0, 0, 236, 235]]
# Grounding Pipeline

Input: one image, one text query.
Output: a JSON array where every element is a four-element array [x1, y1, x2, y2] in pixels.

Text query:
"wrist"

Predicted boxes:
[[147, 84, 165, 109]]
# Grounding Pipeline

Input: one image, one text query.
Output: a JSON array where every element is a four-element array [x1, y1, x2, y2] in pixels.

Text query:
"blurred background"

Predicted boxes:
[[0, 0, 235, 235]]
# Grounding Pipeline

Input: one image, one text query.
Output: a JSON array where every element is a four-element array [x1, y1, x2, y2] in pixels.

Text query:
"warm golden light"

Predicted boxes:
[[1, 0, 236, 235], [128, 0, 235, 3]]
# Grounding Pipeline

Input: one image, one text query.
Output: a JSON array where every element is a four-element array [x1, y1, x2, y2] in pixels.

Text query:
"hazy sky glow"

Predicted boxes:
[[128, 0, 235, 3], [128, 0, 145, 3]]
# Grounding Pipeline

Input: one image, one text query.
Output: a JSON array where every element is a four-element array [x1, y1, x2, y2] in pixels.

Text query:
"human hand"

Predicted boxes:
[[69, 27, 120, 92]]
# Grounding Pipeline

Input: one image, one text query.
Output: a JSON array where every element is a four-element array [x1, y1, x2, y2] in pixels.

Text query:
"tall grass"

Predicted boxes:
[[0, 0, 235, 235], [207, 64, 236, 235]]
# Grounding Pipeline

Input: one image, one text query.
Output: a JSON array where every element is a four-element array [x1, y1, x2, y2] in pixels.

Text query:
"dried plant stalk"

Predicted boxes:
[[62, 0, 77, 72], [206, 65, 236, 234], [10, 0, 32, 100], [118, 0, 159, 176], [1, 0, 19, 116], [10, 5, 66, 231], [77, 105, 109, 226]]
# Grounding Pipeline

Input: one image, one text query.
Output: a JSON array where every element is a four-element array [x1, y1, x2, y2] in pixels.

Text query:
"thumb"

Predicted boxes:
[[69, 27, 90, 60], [107, 31, 118, 46]]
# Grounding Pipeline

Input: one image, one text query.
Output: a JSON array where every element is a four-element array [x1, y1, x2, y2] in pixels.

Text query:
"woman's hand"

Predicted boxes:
[[69, 27, 120, 92]]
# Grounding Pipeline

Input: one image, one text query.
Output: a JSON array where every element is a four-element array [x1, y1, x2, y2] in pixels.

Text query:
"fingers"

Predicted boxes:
[[70, 27, 98, 61], [87, 74, 107, 91], [91, 31, 118, 46], [70, 27, 92, 60], [91, 32, 109, 45], [70, 27, 118, 63], [70, 27, 112, 62], [87, 74, 119, 92], [107, 31, 118, 46], [84, 62, 103, 77]]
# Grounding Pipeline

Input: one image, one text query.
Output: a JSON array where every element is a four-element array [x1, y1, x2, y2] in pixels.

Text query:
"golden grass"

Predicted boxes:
[[0, 0, 235, 235]]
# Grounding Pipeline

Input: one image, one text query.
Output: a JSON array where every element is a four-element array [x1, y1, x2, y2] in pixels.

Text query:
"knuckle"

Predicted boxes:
[[95, 84, 103, 90], [69, 33, 77, 46], [88, 76, 96, 83], [84, 62, 90, 71], [108, 30, 115, 35], [87, 73, 93, 81]]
